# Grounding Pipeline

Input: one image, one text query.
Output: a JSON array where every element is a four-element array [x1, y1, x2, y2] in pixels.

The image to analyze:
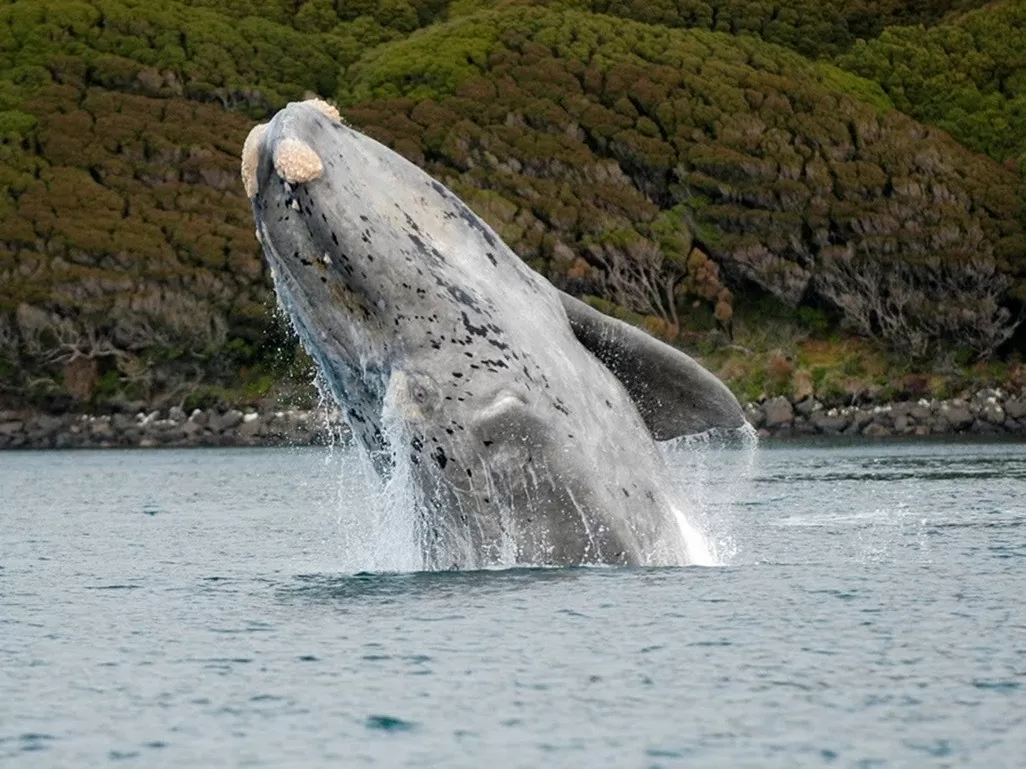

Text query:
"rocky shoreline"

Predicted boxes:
[[2, 388, 1026, 450], [0, 406, 349, 450], [745, 388, 1026, 439]]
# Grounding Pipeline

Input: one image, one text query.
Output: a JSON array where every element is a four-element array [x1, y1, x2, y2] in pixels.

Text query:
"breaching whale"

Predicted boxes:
[[242, 99, 745, 569]]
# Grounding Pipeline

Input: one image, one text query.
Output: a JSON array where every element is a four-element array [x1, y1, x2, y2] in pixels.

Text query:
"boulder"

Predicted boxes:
[[237, 417, 263, 440], [940, 405, 973, 431], [794, 397, 819, 417], [744, 404, 765, 429], [971, 419, 1001, 434], [763, 396, 794, 428], [1004, 400, 1026, 420], [0, 421, 25, 437], [909, 402, 934, 421], [209, 409, 244, 433], [862, 422, 893, 437], [983, 405, 1005, 425], [88, 420, 114, 439], [812, 411, 851, 434]]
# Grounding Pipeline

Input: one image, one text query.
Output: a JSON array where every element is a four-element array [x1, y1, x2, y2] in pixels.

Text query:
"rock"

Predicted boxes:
[[237, 417, 262, 439], [189, 409, 208, 426], [763, 396, 794, 428], [893, 414, 909, 432], [910, 402, 933, 421], [812, 411, 851, 434], [89, 420, 114, 439], [209, 409, 244, 433], [744, 404, 765, 429], [35, 414, 63, 432], [971, 419, 1001, 434], [168, 406, 186, 423], [0, 421, 25, 436], [794, 397, 819, 417], [940, 405, 973, 431], [111, 413, 134, 432], [1004, 400, 1026, 420], [871, 407, 894, 428], [983, 405, 1005, 425], [862, 422, 893, 437], [790, 416, 815, 435], [843, 410, 871, 435]]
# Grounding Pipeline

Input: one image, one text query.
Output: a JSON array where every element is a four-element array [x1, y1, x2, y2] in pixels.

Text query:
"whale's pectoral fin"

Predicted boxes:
[[559, 292, 746, 439]]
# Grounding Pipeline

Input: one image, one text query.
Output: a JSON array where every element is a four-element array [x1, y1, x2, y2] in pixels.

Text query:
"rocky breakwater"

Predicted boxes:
[[0, 407, 348, 450], [746, 388, 1026, 439]]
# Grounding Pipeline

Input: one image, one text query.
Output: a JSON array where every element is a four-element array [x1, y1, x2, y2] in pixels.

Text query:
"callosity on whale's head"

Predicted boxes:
[[242, 99, 746, 569]]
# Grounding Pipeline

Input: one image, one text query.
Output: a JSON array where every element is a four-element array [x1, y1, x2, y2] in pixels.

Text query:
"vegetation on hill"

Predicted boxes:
[[839, 0, 1026, 172], [344, 8, 1024, 357], [0, 0, 1024, 412]]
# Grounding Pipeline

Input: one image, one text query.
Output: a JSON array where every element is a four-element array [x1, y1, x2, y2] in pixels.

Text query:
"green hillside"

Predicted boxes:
[[839, 0, 1026, 171], [0, 0, 1024, 411]]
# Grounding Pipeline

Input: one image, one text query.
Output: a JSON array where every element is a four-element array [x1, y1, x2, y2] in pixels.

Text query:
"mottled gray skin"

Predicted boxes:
[[247, 101, 744, 569]]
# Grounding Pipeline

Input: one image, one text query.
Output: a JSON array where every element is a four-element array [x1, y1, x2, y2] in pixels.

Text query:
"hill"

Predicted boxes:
[[0, 0, 1024, 411]]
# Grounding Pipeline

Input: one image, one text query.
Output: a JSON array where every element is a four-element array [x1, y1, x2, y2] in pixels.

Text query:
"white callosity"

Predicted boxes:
[[273, 137, 324, 185], [304, 98, 342, 124], [240, 123, 268, 199]]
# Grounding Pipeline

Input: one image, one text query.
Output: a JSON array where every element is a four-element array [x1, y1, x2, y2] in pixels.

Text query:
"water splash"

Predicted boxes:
[[660, 424, 759, 566], [312, 362, 757, 572]]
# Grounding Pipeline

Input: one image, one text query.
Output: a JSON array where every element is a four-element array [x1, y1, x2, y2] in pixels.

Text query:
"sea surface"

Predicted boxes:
[[2, 440, 1025, 767]]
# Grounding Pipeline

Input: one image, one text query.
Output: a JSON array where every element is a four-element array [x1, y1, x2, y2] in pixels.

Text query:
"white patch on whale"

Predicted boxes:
[[273, 137, 323, 185], [241, 123, 267, 199]]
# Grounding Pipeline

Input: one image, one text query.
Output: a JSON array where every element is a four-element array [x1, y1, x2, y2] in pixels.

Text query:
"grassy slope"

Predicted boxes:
[[0, 0, 1023, 410]]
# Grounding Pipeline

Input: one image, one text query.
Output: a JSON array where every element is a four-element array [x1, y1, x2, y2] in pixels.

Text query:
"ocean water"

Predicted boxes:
[[2, 440, 1025, 767]]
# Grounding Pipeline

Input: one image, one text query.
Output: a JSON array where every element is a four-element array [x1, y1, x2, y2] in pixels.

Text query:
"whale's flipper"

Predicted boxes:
[[559, 292, 745, 439]]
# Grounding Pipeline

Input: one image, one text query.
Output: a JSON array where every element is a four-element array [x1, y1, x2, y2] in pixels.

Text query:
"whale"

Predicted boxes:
[[241, 99, 745, 569]]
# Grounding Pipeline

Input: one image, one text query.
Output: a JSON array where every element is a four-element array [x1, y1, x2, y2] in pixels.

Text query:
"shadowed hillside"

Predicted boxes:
[[0, 0, 1024, 411]]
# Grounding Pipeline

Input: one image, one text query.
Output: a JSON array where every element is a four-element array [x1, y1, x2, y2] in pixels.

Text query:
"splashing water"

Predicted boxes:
[[313, 369, 756, 572], [661, 424, 759, 566]]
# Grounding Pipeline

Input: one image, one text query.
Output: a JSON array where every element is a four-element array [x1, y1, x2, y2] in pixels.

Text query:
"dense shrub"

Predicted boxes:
[[839, 0, 1026, 171], [344, 7, 1025, 358], [0, 0, 1024, 408]]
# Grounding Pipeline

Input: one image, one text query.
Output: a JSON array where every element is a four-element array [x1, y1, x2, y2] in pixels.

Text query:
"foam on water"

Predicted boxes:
[[310, 356, 755, 572], [660, 423, 759, 566], [318, 426, 756, 572]]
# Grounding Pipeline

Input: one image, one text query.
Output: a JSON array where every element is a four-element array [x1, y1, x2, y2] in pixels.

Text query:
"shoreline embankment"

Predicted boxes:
[[2, 388, 1026, 449]]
